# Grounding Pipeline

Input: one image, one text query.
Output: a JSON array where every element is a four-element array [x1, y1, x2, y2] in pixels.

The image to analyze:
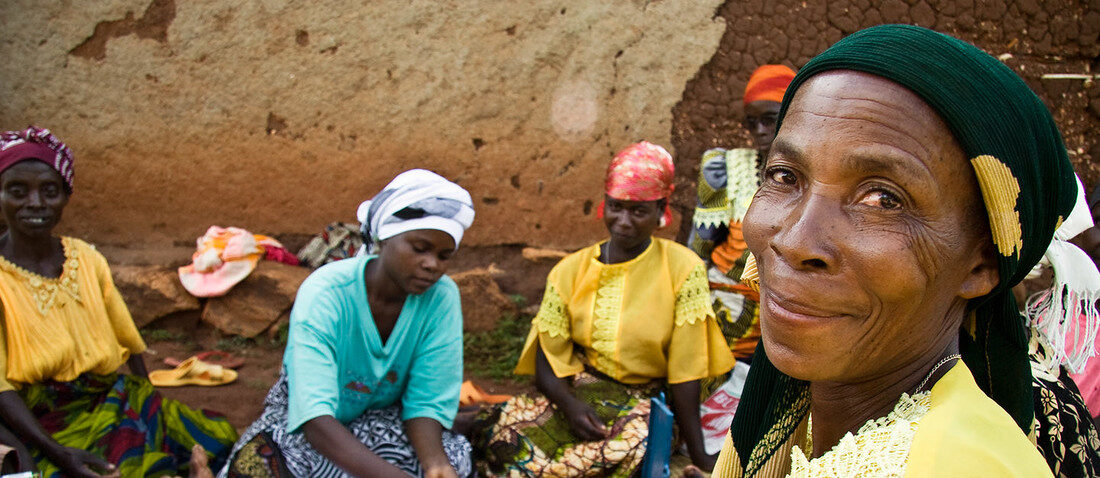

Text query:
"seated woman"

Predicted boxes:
[[713, 25, 1098, 477], [219, 169, 475, 478], [0, 126, 238, 477], [480, 142, 735, 476]]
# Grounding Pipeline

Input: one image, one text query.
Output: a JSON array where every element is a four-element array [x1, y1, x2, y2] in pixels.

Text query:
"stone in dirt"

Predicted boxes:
[[202, 261, 311, 338], [521, 247, 569, 262], [113, 265, 201, 328], [451, 265, 517, 333]]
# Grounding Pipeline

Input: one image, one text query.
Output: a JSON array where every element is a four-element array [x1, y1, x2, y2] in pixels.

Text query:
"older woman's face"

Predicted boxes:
[[743, 71, 999, 383]]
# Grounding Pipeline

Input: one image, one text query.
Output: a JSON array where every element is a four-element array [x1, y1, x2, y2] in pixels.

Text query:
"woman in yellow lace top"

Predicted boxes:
[[0, 127, 237, 478], [712, 26, 1097, 478], [478, 142, 734, 477]]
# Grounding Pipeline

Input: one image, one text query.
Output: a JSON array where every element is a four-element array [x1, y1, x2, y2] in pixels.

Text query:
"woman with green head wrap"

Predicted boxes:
[[711, 25, 1099, 477]]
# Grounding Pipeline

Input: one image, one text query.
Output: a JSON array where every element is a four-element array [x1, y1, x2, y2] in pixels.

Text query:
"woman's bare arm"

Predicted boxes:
[[670, 380, 716, 472], [302, 415, 408, 478]]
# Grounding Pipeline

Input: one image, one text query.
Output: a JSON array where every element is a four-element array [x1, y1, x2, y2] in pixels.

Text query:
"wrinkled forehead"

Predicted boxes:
[[786, 71, 946, 131]]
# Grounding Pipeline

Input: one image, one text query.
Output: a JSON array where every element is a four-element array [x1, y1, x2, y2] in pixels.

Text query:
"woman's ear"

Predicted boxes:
[[958, 239, 1001, 299]]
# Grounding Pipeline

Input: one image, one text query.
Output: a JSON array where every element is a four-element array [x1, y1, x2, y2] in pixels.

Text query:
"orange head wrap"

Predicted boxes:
[[743, 64, 796, 105], [599, 141, 675, 226]]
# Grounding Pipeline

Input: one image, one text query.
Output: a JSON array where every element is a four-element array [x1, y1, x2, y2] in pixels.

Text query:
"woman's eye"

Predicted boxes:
[[859, 190, 902, 210], [43, 185, 60, 197], [6, 186, 26, 197], [767, 168, 797, 185]]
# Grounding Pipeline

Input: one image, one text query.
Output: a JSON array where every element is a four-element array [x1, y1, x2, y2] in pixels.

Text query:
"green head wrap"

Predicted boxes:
[[728, 24, 1078, 475]]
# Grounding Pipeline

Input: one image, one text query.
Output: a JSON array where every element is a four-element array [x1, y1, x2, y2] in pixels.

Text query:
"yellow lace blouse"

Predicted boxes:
[[514, 238, 734, 384], [0, 237, 146, 391], [712, 363, 1052, 477]]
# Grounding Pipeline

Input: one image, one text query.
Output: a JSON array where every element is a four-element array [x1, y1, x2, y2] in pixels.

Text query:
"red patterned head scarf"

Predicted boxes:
[[601, 141, 675, 226], [743, 64, 796, 105], [0, 126, 75, 193]]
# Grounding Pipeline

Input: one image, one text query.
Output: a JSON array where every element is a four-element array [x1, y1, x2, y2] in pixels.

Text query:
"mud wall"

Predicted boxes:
[[1, 0, 1096, 250], [672, 0, 1100, 239], [0, 0, 726, 249]]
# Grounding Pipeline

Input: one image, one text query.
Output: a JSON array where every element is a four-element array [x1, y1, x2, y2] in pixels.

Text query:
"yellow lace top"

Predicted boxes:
[[788, 392, 931, 477], [514, 238, 734, 384], [711, 363, 1052, 478], [0, 237, 146, 391]]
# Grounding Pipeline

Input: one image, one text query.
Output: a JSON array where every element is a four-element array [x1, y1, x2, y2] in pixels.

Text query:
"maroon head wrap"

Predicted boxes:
[[0, 126, 75, 193]]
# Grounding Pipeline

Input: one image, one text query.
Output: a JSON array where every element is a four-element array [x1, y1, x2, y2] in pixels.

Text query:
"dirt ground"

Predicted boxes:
[[140, 244, 550, 432]]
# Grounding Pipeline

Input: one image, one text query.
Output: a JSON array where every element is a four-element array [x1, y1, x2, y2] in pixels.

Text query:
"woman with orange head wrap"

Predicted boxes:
[[477, 142, 734, 476], [686, 65, 797, 454]]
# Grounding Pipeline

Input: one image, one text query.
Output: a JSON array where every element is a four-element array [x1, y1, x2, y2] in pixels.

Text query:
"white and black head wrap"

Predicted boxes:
[[356, 169, 475, 253]]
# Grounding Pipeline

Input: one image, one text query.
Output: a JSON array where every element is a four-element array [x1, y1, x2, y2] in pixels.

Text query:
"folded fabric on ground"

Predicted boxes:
[[295, 222, 364, 269], [179, 226, 283, 297]]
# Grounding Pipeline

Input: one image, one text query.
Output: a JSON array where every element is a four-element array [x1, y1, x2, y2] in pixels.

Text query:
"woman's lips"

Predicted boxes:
[[763, 290, 849, 326], [409, 277, 436, 290]]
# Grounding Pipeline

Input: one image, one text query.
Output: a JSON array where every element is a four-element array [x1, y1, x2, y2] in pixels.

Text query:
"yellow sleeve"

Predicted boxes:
[[668, 263, 734, 384], [0, 315, 13, 392], [513, 281, 584, 378], [90, 248, 146, 354]]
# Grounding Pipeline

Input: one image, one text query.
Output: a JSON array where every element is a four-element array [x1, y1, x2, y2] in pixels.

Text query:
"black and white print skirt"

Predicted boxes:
[[216, 373, 473, 478]]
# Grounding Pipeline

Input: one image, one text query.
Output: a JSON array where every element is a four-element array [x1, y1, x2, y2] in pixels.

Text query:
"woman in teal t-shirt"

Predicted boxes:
[[219, 169, 476, 478]]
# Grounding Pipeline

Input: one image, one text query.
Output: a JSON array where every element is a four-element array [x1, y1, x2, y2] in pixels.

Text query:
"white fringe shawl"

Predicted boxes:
[[1026, 175, 1100, 373]]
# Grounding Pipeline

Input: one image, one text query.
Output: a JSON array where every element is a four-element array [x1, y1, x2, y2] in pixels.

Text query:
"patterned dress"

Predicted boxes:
[[479, 238, 734, 477], [0, 237, 237, 477]]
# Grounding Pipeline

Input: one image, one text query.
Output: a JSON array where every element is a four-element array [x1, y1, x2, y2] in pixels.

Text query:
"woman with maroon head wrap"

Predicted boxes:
[[0, 126, 238, 477]]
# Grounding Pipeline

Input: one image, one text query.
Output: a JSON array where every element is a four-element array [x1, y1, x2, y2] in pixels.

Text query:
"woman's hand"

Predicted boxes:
[[561, 400, 609, 441], [422, 463, 459, 478], [50, 447, 116, 478], [533, 346, 609, 441]]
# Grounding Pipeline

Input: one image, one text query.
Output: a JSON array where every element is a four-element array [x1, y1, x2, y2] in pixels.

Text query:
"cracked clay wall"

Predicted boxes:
[[0, 0, 726, 249], [2, 0, 1096, 250], [672, 0, 1099, 240]]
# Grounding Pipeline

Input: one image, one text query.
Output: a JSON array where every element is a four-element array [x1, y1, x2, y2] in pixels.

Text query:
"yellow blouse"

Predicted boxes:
[[0, 237, 146, 391], [515, 238, 734, 384], [712, 362, 1052, 477]]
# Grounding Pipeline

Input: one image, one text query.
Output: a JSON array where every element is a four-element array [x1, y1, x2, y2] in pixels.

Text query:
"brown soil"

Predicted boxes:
[[141, 311, 283, 431]]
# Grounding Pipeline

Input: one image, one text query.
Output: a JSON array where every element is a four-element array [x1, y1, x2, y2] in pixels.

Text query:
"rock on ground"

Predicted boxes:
[[452, 265, 518, 332], [112, 264, 200, 328], [201, 261, 310, 337]]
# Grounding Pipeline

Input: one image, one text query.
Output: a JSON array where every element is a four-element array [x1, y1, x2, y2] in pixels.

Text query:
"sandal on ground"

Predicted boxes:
[[163, 350, 245, 369], [459, 381, 512, 407], [149, 357, 238, 387]]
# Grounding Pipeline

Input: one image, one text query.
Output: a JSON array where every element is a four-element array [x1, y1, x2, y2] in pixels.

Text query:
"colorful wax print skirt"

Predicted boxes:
[[18, 372, 238, 478], [476, 372, 658, 477], [218, 373, 473, 478]]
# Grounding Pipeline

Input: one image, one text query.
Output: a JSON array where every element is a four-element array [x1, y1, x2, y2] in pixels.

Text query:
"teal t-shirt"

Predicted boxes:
[[284, 255, 463, 433]]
